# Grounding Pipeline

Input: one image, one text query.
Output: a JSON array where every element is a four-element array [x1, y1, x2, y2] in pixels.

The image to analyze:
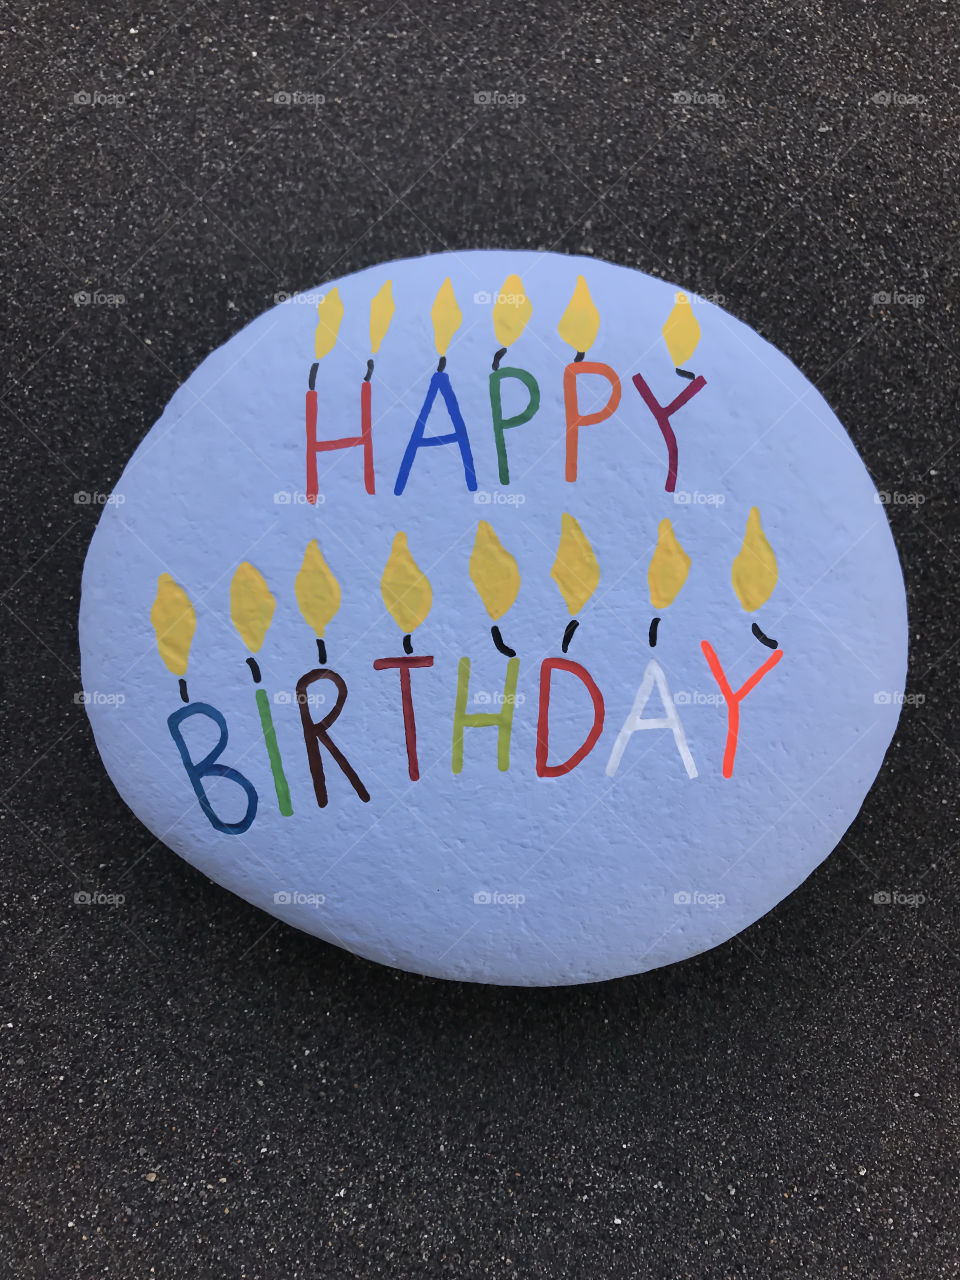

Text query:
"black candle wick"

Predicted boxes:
[[491, 625, 515, 658], [561, 619, 579, 653], [751, 622, 778, 650]]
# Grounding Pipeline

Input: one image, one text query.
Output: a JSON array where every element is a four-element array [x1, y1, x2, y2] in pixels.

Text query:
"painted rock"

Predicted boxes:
[[80, 250, 907, 985]]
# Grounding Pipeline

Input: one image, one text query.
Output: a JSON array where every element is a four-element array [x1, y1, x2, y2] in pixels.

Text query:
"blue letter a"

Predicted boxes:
[[394, 370, 477, 494]]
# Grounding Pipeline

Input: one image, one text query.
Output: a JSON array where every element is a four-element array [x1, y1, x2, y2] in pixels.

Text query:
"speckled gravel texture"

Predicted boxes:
[[1, 2, 958, 1277]]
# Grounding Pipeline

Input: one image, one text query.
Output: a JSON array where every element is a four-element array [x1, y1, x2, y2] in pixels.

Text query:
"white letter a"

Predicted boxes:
[[605, 658, 698, 780]]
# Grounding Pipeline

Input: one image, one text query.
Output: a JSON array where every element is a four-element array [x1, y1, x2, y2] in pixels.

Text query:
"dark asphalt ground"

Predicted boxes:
[[2, 3, 959, 1276]]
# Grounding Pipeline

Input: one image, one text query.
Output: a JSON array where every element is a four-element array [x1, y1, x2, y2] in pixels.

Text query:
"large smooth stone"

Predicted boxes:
[[80, 250, 907, 985]]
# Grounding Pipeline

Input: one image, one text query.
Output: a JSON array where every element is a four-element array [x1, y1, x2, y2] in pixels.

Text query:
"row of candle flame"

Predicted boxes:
[[150, 509, 778, 679], [313, 273, 702, 369]]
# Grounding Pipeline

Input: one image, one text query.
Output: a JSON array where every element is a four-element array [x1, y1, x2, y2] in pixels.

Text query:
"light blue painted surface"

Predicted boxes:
[[80, 250, 907, 985]]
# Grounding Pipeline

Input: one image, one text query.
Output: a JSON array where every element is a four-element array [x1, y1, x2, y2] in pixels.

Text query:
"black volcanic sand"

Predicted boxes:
[[1, 3, 958, 1277]]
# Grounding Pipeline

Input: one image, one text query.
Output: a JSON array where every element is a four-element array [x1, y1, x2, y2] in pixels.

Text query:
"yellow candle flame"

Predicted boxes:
[[314, 286, 343, 360], [662, 291, 700, 367], [369, 280, 394, 354], [230, 561, 276, 653], [492, 274, 532, 348], [381, 532, 432, 632], [557, 275, 600, 353], [550, 513, 600, 615], [431, 278, 462, 356], [648, 519, 691, 609], [469, 521, 521, 621], [732, 507, 778, 611], [295, 540, 341, 638], [150, 573, 196, 676]]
